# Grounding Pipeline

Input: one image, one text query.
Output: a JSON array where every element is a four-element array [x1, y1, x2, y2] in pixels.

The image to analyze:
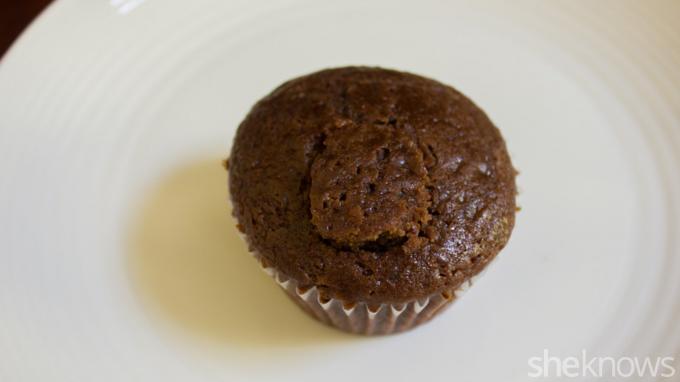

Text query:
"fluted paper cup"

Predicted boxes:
[[239, 235, 490, 335]]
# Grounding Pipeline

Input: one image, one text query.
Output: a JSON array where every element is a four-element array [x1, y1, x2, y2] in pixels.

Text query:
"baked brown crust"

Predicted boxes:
[[229, 67, 516, 304]]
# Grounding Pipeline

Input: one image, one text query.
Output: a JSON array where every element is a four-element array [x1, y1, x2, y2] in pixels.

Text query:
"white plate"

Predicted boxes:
[[1, 1, 679, 381]]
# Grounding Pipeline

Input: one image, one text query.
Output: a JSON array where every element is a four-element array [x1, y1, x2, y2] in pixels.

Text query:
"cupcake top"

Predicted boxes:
[[229, 67, 516, 304]]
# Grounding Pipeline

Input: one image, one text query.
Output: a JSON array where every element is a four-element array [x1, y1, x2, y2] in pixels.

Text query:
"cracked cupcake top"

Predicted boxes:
[[228, 67, 516, 304]]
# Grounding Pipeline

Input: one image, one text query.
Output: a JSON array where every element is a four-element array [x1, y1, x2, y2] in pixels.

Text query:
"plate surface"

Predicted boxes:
[[1, 1, 679, 381]]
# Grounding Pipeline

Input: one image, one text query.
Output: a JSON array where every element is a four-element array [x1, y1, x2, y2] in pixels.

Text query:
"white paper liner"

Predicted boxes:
[[235, 229, 494, 334], [255, 252, 492, 335]]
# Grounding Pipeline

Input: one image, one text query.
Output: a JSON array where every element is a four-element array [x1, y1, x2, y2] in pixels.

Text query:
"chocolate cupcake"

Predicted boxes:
[[228, 67, 516, 335]]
